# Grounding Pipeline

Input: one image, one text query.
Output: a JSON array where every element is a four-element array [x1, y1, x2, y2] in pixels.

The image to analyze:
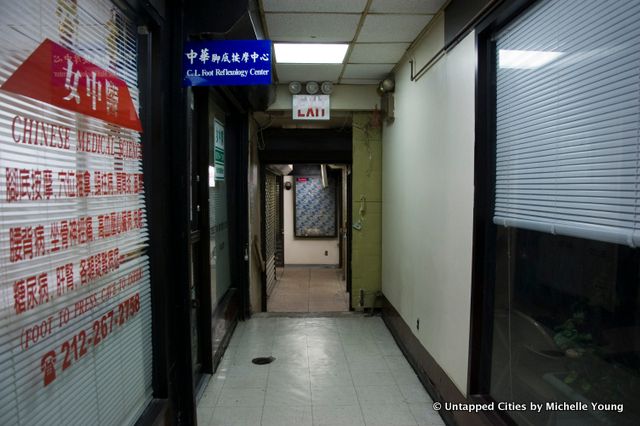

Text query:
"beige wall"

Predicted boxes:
[[268, 84, 380, 111], [351, 112, 382, 309], [283, 176, 340, 265], [381, 14, 476, 396]]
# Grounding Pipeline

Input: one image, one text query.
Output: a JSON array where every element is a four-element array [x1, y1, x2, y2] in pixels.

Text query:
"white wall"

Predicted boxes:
[[381, 14, 476, 396], [283, 176, 340, 265]]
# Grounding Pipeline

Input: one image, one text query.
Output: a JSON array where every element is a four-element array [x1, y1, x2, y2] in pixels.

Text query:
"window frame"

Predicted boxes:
[[470, 2, 640, 425], [468, 0, 542, 417]]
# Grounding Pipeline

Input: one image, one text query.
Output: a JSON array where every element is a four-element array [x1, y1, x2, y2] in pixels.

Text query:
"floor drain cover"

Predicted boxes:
[[251, 356, 275, 365]]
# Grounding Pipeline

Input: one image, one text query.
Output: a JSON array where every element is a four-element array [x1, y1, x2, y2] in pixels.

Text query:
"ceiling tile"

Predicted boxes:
[[342, 64, 394, 80], [357, 14, 432, 42], [266, 13, 360, 42], [340, 79, 380, 85], [349, 43, 410, 64], [276, 64, 343, 83], [263, 0, 368, 13], [369, 0, 445, 14]]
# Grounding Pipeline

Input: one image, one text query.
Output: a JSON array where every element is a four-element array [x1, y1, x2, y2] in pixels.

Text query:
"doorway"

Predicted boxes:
[[262, 163, 351, 312], [187, 88, 249, 387]]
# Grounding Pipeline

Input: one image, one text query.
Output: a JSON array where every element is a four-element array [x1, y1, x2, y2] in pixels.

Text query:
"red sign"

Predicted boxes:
[[1, 39, 142, 132]]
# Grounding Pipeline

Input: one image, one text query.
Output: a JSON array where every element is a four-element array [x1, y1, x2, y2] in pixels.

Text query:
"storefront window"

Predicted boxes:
[[489, 0, 640, 424], [490, 228, 640, 425], [209, 110, 231, 309], [0, 1, 152, 424]]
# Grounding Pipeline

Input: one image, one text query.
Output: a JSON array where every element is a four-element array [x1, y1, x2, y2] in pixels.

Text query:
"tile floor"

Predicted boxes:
[[197, 315, 445, 426], [268, 267, 349, 312]]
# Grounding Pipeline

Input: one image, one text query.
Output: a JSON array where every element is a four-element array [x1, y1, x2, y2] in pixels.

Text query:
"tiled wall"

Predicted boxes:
[[284, 175, 340, 265], [295, 176, 337, 238]]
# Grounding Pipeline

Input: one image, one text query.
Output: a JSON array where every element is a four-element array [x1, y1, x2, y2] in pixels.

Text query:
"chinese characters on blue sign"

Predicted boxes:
[[183, 40, 272, 86]]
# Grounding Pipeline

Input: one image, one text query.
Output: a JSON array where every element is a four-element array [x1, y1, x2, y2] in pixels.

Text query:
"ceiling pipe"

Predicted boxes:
[[320, 164, 328, 188], [265, 164, 293, 176], [328, 164, 349, 171], [409, 0, 502, 82]]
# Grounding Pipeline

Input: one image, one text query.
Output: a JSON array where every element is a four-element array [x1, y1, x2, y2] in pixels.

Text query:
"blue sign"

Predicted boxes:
[[183, 40, 272, 86]]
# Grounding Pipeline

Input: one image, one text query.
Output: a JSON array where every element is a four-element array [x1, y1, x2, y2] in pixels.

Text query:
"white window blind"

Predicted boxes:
[[0, 1, 152, 424], [494, 0, 640, 248]]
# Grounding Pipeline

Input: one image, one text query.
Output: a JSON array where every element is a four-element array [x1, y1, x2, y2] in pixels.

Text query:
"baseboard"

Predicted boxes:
[[134, 399, 170, 426], [212, 288, 240, 373], [381, 295, 499, 426], [283, 264, 340, 268]]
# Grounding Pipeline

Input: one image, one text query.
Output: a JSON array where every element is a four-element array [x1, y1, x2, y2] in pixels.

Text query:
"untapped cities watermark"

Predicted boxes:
[[432, 401, 624, 414]]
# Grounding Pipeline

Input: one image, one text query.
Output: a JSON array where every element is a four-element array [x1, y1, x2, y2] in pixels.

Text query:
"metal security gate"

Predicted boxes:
[[275, 177, 284, 267], [0, 1, 152, 424], [264, 172, 278, 297]]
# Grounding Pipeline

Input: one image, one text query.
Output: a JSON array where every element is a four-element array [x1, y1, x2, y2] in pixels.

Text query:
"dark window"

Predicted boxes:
[[486, 1, 640, 424], [490, 227, 639, 425]]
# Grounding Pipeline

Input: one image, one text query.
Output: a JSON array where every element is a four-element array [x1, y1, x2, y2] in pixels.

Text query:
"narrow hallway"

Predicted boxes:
[[197, 315, 444, 426], [268, 268, 349, 312]]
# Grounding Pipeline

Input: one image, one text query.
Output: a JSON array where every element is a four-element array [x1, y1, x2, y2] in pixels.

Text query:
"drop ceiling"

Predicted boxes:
[[259, 0, 447, 84]]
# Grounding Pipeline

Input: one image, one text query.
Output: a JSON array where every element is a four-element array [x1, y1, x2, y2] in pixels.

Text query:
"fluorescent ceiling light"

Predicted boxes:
[[499, 49, 562, 69], [274, 43, 348, 64]]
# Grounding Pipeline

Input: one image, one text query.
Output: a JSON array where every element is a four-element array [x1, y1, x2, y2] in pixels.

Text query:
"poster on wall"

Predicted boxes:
[[0, 1, 152, 425], [294, 177, 337, 238]]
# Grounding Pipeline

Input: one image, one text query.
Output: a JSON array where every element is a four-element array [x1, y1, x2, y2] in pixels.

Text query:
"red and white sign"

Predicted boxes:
[[0, 1, 152, 422], [292, 94, 330, 120], [2, 39, 142, 132]]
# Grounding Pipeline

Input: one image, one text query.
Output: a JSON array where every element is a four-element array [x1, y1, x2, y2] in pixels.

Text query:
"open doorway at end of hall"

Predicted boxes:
[[262, 163, 351, 313]]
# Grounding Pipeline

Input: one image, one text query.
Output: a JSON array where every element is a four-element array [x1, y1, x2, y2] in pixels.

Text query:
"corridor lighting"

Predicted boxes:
[[499, 49, 562, 69], [208, 166, 216, 187], [274, 43, 348, 63]]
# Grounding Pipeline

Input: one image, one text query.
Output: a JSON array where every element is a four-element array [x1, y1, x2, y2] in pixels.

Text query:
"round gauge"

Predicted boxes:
[[320, 81, 333, 94], [305, 81, 319, 95], [381, 78, 395, 92], [288, 81, 302, 94]]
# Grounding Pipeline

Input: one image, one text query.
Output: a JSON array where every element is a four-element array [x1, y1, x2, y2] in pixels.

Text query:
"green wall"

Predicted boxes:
[[351, 112, 382, 308]]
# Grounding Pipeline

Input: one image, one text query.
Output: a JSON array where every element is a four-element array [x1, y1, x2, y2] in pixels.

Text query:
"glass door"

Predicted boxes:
[[209, 105, 231, 312], [188, 88, 203, 376]]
